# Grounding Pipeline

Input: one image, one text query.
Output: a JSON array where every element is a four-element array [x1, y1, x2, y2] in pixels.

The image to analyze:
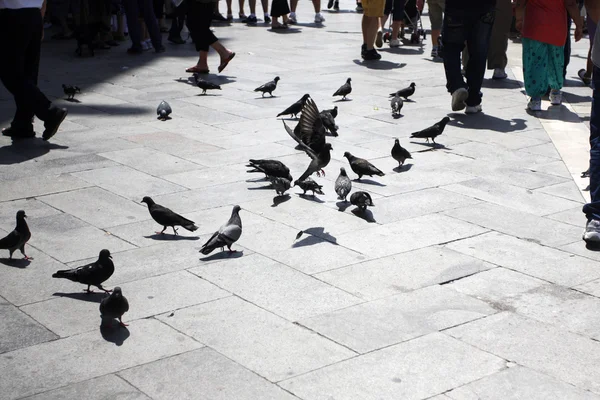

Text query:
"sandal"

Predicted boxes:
[[218, 52, 235, 73], [186, 66, 210, 74], [271, 23, 289, 30], [578, 68, 592, 86]]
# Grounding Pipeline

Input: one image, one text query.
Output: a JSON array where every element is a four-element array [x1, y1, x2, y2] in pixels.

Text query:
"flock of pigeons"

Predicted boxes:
[[0, 76, 453, 332]]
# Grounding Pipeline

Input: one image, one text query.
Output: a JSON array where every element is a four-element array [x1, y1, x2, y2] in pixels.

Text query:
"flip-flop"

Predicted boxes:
[[218, 52, 236, 73], [186, 66, 210, 74], [271, 23, 289, 30]]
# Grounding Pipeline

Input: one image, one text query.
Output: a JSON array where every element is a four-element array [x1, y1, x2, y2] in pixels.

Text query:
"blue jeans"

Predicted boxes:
[[442, 6, 495, 106], [583, 65, 600, 221]]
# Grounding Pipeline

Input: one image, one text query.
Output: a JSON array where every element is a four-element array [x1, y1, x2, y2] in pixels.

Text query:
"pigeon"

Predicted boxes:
[[295, 178, 324, 195], [343, 152, 385, 179], [277, 94, 310, 118], [63, 84, 81, 100], [335, 167, 352, 201], [200, 205, 242, 255], [410, 116, 450, 144], [391, 95, 403, 117], [269, 176, 291, 196], [0, 210, 31, 260], [141, 196, 198, 235], [322, 106, 338, 119], [319, 108, 339, 136], [333, 78, 352, 100], [156, 100, 172, 121], [193, 74, 221, 94], [52, 249, 114, 293], [390, 82, 416, 99], [254, 76, 280, 97], [100, 287, 129, 328], [391, 138, 412, 166], [246, 159, 293, 181], [350, 191, 374, 211], [283, 98, 332, 182]]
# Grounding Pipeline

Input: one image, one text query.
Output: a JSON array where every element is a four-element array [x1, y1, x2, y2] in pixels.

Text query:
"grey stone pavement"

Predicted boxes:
[[1, 3, 600, 399]]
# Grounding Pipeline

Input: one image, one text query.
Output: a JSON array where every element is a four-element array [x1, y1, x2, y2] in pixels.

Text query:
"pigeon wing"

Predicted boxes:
[[150, 204, 194, 227], [283, 120, 318, 161], [0, 230, 20, 250], [298, 98, 326, 151]]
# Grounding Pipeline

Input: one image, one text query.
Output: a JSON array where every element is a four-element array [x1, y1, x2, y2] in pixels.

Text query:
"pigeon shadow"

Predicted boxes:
[[272, 194, 291, 207], [351, 208, 376, 223], [354, 178, 386, 187], [293, 234, 324, 248], [269, 27, 302, 33], [336, 201, 352, 211], [448, 113, 528, 133], [65, 98, 82, 103], [352, 60, 407, 70], [53, 291, 107, 303], [247, 184, 274, 190], [333, 98, 353, 103], [100, 321, 130, 346], [196, 93, 222, 97], [298, 193, 325, 203], [157, 116, 172, 121], [255, 95, 277, 99], [0, 140, 69, 165], [0, 258, 31, 268], [393, 163, 413, 173], [143, 234, 200, 241], [411, 141, 450, 150], [303, 226, 338, 243], [200, 250, 244, 261]]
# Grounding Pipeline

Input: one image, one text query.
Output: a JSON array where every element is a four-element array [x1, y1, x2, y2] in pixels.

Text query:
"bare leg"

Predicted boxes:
[[239, 0, 245, 16], [431, 28, 441, 47], [312, 0, 320, 13], [290, 0, 298, 12], [197, 50, 209, 70], [391, 20, 401, 40], [210, 40, 234, 66], [260, 0, 268, 14], [363, 15, 378, 50], [226, 0, 232, 15], [249, 0, 256, 14]]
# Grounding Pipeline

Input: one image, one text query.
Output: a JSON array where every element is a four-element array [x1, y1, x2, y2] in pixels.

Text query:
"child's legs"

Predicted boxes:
[[547, 42, 565, 91], [522, 37, 549, 98]]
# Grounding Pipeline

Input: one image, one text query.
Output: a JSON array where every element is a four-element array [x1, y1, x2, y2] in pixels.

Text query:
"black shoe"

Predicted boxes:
[[42, 107, 67, 141], [168, 36, 186, 44], [355, 3, 363, 12], [243, 15, 257, 24], [264, 15, 271, 23], [106, 40, 119, 46], [2, 126, 36, 139], [333, 0, 339, 10], [361, 43, 367, 56], [327, 0, 333, 8], [127, 46, 143, 54], [213, 12, 227, 21], [362, 48, 381, 60], [155, 45, 166, 53]]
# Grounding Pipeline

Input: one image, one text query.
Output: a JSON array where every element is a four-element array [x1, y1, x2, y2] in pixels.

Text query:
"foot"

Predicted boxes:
[[2, 126, 36, 138], [549, 89, 562, 106], [288, 13, 297, 24], [155, 45, 166, 53], [226, 13, 233, 21], [43, 106, 68, 141], [127, 46, 143, 54], [528, 97, 542, 111], [362, 48, 381, 60], [243, 14, 258, 24], [583, 219, 600, 243], [264, 15, 271, 23], [327, 0, 333, 8], [465, 104, 482, 114], [213, 12, 228, 21], [390, 39, 401, 48], [186, 65, 209, 73], [492, 67, 507, 80], [375, 30, 383, 48], [239, 12, 247, 19], [451, 87, 468, 111], [430, 47, 438, 58], [218, 51, 235, 73], [333, 0, 339, 10], [579, 68, 592, 86], [168, 36, 186, 44], [355, 3, 363, 12], [314, 13, 325, 23]]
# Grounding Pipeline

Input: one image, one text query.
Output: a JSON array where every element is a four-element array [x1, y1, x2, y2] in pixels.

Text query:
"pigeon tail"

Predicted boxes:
[[182, 223, 198, 232], [52, 269, 77, 280]]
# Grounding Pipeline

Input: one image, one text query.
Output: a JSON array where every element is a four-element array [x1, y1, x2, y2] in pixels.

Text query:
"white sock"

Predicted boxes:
[[250, 13, 255, 17], [290, 12, 296, 17]]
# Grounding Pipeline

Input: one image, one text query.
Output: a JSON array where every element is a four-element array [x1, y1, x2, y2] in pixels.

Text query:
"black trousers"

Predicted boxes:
[[123, 0, 162, 49], [187, 1, 217, 52], [169, 0, 186, 38], [0, 8, 51, 129]]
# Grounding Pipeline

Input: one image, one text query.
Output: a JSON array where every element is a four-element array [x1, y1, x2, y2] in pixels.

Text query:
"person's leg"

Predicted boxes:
[[487, 0, 511, 75], [522, 38, 549, 102], [187, 2, 212, 69], [389, 0, 402, 45], [239, 0, 246, 17], [140, 0, 163, 49], [564, 15, 572, 80], [169, 0, 186, 41], [123, 0, 143, 49], [428, 0, 443, 54], [288, 0, 297, 21], [441, 7, 468, 106], [464, 7, 494, 108], [583, 65, 600, 236], [548, 42, 565, 105]]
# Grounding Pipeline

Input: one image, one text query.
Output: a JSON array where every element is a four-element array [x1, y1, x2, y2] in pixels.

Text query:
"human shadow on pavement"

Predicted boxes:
[[481, 77, 522, 88], [100, 322, 130, 346], [0, 258, 31, 268], [410, 141, 450, 150], [351, 208, 376, 223], [448, 112, 527, 133], [526, 106, 581, 122], [144, 234, 200, 241], [352, 60, 407, 70], [53, 291, 106, 303], [0, 140, 69, 165], [562, 91, 592, 104]]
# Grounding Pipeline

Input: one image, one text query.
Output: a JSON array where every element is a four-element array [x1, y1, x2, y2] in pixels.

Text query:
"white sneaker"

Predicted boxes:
[[492, 68, 507, 80], [550, 89, 562, 105], [389, 39, 401, 48], [288, 12, 297, 23], [314, 13, 325, 23], [583, 219, 600, 243], [465, 104, 482, 114], [451, 87, 468, 111], [528, 97, 542, 111]]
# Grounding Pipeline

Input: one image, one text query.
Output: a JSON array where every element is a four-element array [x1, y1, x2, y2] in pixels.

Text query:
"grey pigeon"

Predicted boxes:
[[269, 176, 291, 196], [333, 78, 352, 100], [350, 191, 374, 211], [193, 74, 221, 94], [141, 196, 198, 235], [283, 98, 332, 182], [52, 249, 114, 293], [156, 100, 172, 121], [322, 106, 338, 119], [246, 159, 292, 181], [410, 116, 450, 144], [391, 138, 412, 166], [319, 108, 338, 136], [390, 82, 416, 99], [200, 205, 242, 254], [343, 152, 385, 179], [254, 76, 280, 97], [0, 210, 31, 260], [100, 287, 129, 328], [295, 178, 324, 196], [335, 167, 352, 201], [391, 95, 403, 117], [277, 93, 310, 118], [63, 84, 81, 100]]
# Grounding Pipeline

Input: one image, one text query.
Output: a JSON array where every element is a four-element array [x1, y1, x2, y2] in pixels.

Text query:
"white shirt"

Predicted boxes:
[[0, 0, 43, 9]]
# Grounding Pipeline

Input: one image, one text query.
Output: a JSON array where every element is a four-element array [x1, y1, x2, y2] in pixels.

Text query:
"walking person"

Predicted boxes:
[[0, 0, 68, 140], [185, 0, 236, 73], [425, 0, 444, 57], [578, 0, 600, 85], [378, 0, 404, 48], [288, 0, 324, 24], [269, 0, 289, 28], [168, 0, 186, 43], [515, 0, 583, 111], [441, 0, 496, 114], [360, 0, 385, 60], [122, 0, 165, 53]]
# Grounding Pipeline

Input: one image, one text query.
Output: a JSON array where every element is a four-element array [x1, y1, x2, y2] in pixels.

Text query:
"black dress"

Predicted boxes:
[[270, 0, 289, 18]]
